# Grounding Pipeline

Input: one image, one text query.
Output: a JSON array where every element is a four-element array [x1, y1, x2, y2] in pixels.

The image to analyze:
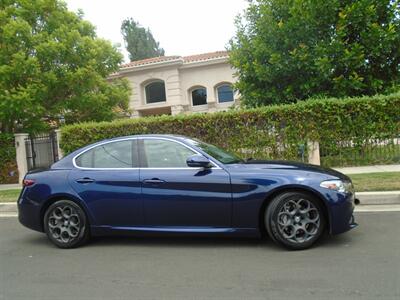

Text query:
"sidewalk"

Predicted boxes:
[[0, 184, 20, 191], [333, 164, 400, 174]]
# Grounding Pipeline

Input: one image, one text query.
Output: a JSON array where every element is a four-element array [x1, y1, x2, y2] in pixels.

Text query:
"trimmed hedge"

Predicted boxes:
[[0, 133, 18, 184], [60, 93, 400, 167]]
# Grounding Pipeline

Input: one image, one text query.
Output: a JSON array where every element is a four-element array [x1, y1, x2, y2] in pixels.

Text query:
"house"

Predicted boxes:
[[110, 51, 238, 117]]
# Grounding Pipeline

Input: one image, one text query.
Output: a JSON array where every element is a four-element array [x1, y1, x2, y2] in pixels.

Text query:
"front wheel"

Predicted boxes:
[[265, 192, 326, 250], [44, 200, 90, 248]]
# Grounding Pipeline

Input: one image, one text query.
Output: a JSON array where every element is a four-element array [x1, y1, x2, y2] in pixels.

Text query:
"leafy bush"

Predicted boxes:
[[1, 0, 130, 134], [0, 134, 18, 184], [60, 93, 400, 167], [229, 0, 400, 106]]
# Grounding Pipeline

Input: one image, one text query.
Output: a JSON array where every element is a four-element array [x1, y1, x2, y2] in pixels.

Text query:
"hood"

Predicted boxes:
[[225, 160, 350, 181]]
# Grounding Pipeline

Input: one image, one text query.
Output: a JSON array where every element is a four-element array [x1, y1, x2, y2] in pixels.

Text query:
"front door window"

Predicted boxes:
[[141, 139, 196, 168]]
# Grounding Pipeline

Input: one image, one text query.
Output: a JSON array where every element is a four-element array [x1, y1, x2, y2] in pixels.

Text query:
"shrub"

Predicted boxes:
[[60, 93, 400, 167], [0, 134, 18, 184]]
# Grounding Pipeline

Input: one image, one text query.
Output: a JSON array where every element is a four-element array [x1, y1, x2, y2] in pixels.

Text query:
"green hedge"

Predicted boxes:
[[0, 133, 18, 184], [60, 93, 400, 167]]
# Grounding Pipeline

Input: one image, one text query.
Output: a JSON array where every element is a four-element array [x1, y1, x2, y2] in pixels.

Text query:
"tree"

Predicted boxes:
[[229, 0, 400, 107], [121, 18, 165, 61], [0, 0, 130, 133]]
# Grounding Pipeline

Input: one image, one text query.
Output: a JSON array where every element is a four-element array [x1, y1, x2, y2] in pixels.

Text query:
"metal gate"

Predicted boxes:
[[25, 132, 59, 170], [320, 136, 400, 167]]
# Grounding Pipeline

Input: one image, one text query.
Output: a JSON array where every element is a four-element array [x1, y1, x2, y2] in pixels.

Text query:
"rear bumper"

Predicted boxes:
[[18, 199, 43, 233]]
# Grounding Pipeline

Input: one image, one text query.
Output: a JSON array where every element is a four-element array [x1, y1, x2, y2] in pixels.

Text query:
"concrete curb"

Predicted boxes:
[[1, 191, 399, 214], [0, 203, 17, 213]]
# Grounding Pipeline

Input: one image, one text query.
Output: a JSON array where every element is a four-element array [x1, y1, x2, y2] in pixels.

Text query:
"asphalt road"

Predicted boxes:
[[1, 212, 399, 300]]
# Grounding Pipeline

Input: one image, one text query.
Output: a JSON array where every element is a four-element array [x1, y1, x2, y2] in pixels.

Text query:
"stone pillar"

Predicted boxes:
[[130, 110, 141, 118], [14, 133, 29, 183], [307, 140, 321, 165], [54, 129, 63, 159], [171, 105, 185, 116]]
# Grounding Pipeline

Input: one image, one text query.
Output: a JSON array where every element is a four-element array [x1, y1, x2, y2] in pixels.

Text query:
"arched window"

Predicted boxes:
[[217, 84, 234, 103], [145, 81, 166, 104], [191, 87, 207, 106]]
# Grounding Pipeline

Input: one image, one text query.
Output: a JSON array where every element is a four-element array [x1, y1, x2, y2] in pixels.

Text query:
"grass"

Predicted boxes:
[[349, 172, 400, 192], [0, 189, 21, 203], [0, 172, 398, 203]]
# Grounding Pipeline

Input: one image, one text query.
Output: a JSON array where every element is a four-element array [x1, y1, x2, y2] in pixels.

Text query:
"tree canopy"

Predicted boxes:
[[121, 18, 165, 61], [0, 0, 130, 133], [229, 0, 400, 107]]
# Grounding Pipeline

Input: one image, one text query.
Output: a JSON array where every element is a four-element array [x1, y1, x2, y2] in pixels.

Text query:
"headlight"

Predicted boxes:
[[320, 179, 353, 193]]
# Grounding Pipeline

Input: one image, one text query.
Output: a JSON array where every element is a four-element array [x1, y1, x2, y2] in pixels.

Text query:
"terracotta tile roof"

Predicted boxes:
[[120, 51, 229, 69], [183, 51, 229, 63], [120, 55, 181, 69]]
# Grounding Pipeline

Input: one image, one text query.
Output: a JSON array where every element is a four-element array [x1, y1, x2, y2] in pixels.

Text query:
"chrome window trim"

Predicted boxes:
[[72, 136, 222, 170]]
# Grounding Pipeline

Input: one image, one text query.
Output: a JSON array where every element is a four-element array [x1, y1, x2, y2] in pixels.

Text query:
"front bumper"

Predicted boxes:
[[349, 214, 358, 230], [327, 191, 358, 235]]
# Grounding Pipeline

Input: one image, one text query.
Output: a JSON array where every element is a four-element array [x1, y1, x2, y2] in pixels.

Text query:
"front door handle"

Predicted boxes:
[[76, 177, 95, 184], [142, 178, 165, 184]]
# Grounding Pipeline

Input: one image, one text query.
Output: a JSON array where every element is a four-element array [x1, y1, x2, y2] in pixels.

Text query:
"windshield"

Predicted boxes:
[[186, 139, 243, 164]]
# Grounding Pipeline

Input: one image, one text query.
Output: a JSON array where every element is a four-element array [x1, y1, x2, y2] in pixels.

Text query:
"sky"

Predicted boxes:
[[66, 0, 248, 63]]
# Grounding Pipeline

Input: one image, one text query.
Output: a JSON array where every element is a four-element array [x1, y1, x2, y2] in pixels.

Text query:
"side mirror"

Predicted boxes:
[[186, 154, 213, 168]]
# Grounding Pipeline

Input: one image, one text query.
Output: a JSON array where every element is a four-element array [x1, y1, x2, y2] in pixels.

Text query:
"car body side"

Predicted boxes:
[[18, 135, 356, 237]]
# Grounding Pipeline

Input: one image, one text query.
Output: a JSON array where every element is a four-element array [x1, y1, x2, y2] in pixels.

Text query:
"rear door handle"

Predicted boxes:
[[76, 177, 95, 184], [142, 178, 165, 184]]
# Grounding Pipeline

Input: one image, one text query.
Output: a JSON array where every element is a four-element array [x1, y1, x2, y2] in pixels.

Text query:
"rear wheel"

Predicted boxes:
[[265, 192, 325, 250], [44, 200, 89, 248]]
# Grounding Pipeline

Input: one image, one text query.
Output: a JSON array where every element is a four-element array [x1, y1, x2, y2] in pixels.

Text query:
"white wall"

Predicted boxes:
[[179, 62, 237, 112], [126, 65, 182, 111], [121, 59, 238, 116]]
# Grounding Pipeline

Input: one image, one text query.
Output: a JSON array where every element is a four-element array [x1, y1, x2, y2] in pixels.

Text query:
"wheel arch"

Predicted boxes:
[[258, 185, 331, 235], [40, 194, 92, 232]]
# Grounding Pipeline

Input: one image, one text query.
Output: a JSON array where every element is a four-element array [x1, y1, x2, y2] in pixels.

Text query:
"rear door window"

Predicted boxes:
[[75, 140, 138, 168]]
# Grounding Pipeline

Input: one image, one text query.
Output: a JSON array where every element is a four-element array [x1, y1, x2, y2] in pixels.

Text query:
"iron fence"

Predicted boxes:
[[25, 132, 59, 170], [320, 136, 400, 167]]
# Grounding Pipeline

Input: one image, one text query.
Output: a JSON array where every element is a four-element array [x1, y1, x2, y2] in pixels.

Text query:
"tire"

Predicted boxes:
[[265, 192, 326, 250], [44, 200, 90, 249]]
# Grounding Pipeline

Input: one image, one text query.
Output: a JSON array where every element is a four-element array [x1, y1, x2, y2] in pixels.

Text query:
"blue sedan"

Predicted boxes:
[[18, 135, 358, 250]]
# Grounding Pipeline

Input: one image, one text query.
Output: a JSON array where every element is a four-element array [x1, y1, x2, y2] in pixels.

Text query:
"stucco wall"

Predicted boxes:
[[120, 59, 237, 117], [179, 62, 237, 112], [125, 65, 182, 112]]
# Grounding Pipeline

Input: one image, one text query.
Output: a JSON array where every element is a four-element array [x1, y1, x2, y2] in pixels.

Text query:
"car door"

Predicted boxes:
[[68, 139, 143, 227], [139, 138, 232, 228]]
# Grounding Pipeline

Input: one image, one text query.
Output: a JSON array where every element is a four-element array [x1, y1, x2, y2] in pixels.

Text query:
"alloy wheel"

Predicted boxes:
[[47, 204, 82, 244], [276, 198, 320, 244]]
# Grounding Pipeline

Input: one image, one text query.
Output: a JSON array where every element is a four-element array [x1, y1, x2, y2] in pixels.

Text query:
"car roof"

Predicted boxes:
[[102, 134, 189, 142], [51, 134, 194, 169]]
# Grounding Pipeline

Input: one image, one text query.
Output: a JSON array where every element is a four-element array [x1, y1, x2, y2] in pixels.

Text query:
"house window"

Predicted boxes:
[[191, 88, 207, 106], [145, 81, 166, 104], [217, 84, 234, 103]]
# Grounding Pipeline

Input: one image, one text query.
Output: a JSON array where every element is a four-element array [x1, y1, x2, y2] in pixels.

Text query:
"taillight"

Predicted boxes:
[[23, 179, 35, 187]]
